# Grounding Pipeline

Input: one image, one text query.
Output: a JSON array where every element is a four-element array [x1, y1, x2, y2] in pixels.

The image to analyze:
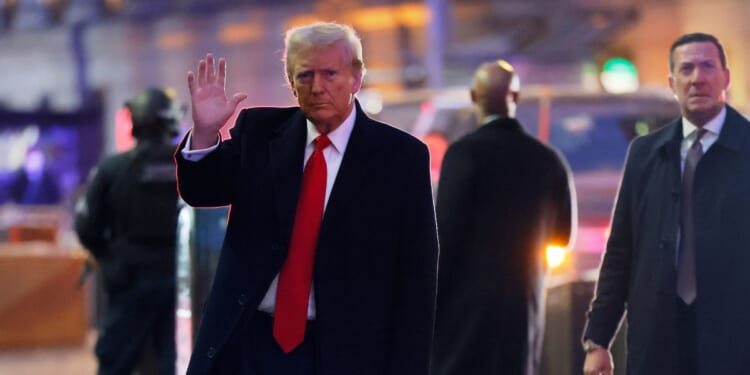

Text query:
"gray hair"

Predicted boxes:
[[283, 22, 366, 87]]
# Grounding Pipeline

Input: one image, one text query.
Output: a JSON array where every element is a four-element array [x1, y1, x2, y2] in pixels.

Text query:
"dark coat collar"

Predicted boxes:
[[481, 116, 525, 133], [655, 104, 748, 153]]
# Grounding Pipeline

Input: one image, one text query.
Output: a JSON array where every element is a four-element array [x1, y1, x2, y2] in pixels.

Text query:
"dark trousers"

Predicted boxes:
[[676, 298, 698, 375], [96, 275, 176, 375], [215, 312, 317, 375]]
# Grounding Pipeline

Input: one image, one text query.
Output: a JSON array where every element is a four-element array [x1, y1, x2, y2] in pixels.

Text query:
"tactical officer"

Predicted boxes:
[[75, 87, 184, 375]]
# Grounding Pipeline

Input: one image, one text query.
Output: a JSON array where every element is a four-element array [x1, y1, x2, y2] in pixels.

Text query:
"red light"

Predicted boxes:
[[422, 132, 448, 184], [114, 107, 135, 151]]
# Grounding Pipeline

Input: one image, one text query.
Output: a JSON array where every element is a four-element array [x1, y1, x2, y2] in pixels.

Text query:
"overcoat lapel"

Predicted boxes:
[[655, 119, 684, 200], [269, 110, 308, 249], [318, 104, 380, 241]]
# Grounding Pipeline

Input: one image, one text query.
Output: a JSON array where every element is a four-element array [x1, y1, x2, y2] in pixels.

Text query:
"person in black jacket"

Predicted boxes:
[[75, 87, 184, 375], [432, 60, 576, 375]]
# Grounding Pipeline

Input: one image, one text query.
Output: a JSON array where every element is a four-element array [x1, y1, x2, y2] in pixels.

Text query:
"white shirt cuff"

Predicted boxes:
[[181, 131, 220, 162]]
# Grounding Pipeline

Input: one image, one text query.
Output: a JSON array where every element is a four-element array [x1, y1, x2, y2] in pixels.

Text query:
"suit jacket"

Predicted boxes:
[[175, 103, 439, 375], [584, 105, 750, 375], [432, 118, 575, 375]]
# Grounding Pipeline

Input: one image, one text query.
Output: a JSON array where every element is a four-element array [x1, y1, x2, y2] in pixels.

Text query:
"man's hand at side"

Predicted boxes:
[[583, 346, 613, 375]]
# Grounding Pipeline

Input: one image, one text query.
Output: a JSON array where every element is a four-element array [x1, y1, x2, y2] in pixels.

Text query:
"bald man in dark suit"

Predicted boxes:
[[432, 60, 576, 375]]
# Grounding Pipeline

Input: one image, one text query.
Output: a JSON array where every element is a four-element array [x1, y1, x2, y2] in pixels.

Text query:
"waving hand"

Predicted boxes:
[[187, 53, 248, 149]]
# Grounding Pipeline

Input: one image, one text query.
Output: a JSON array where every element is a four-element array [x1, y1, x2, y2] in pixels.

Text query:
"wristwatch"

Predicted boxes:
[[583, 339, 603, 353]]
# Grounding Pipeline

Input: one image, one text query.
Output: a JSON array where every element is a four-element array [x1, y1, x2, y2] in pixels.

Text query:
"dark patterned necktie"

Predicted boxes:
[[677, 128, 707, 305]]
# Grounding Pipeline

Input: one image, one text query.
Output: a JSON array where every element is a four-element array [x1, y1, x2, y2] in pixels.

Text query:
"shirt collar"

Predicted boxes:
[[482, 114, 501, 125], [305, 105, 357, 153], [682, 106, 726, 139]]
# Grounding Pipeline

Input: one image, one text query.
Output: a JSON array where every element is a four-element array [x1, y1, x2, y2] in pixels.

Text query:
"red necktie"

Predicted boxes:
[[273, 134, 331, 353]]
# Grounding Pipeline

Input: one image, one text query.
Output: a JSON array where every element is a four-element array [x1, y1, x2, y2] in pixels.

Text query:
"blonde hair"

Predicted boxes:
[[283, 22, 366, 86]]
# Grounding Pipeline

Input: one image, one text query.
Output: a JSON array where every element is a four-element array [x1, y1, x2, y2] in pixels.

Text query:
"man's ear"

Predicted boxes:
[[724, 67, 731, 91], [510, 91, 520, 104], [668, 73, 675, 92], [351, 72, 363, 94]]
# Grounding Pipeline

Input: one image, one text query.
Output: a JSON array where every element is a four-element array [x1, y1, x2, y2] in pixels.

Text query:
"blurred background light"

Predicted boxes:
[[546, 245, 568, 269], [600, 57, 639, 94], [358, 89, 384, 115], [634, 120, 650, 136], [218, 23, 262, 45]]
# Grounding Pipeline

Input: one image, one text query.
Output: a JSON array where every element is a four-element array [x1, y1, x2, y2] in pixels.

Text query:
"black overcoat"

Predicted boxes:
[[584, 105, 750, 375], [175, 103, 439, 375], [432, 118, 575, 375]]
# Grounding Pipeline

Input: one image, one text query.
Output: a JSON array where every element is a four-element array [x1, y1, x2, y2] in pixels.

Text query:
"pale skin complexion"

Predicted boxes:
[[187, 43, 362, 149], [582, 41, 730, 375], [668, 41, 730, 127]]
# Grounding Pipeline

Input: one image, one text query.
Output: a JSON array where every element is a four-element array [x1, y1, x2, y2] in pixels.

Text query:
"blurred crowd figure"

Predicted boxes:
[[75, 87, 184, 375], [8, 145, 61, 205], [583, 32, 750, 375], [431, 59, 576, 375], [176, 22, 438, 374]]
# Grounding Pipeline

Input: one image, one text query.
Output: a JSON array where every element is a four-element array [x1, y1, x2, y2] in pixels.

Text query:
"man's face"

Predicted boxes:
[[291, 44, 362, 132], [669, 41, 730, 125]]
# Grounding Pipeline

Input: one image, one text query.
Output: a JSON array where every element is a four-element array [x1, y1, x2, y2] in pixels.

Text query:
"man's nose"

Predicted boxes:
[[690, 67, 707, 84], [311, 74, 324, 93]]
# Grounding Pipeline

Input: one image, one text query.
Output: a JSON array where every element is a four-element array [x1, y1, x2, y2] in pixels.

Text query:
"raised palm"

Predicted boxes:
[[187, 54, 247, 147]]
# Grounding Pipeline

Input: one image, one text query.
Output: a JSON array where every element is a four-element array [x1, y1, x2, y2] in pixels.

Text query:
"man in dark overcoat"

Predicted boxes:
[[583, 32, 750, 375], [432, 60, 576, 375]]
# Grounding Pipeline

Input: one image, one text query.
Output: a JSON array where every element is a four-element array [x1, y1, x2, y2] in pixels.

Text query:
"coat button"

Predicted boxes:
[[206, 347, 217, 359], [271, 243, 280, 252], [238, 294, 248, 306]]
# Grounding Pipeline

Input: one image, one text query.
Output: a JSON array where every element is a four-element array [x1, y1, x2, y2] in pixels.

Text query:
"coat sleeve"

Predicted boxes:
[[390, 140, 440, 374], [582, 138, 642, 347], [434, 142, 475, 276], [549, 151, 576, 249], [74, 161, 114, 259], [174, 110, 246, 207]]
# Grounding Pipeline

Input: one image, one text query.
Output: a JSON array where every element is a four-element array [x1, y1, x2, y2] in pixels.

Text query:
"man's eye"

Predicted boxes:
[[297, 72, 313, 81], [324, 70, 337, 78]]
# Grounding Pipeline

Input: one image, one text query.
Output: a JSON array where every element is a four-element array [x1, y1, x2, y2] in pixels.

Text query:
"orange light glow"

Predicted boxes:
[[350, 7, 398, 31], [218, 23, 262, 45], [546, 245, 567, 269], [395, 3, 430, 27], [157, 31, 194, 49]]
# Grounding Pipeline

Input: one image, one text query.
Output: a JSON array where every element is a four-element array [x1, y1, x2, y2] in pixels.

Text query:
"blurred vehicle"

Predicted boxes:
[[364, 85, 681, 280]]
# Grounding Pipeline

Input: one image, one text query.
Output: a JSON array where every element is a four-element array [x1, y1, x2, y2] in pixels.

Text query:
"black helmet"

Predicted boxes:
[[126, 87, 184, 140]]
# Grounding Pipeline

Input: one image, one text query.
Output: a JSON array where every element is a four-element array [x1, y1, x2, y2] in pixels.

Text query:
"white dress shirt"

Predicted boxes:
[[181, 107, 357, 319], [680, 106, 724, 172]]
